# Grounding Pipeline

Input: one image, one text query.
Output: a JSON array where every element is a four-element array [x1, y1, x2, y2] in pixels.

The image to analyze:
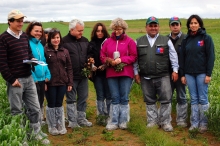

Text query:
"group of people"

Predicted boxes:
[[0, 8, 215, 145]]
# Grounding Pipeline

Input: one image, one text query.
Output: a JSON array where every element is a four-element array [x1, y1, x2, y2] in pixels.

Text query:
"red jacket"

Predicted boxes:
[[100, 32, 137, 78]]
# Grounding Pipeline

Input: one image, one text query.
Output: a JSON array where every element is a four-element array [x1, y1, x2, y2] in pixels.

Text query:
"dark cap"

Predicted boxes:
[[146, 16, 159, 25], [169, 16, 181, 25]]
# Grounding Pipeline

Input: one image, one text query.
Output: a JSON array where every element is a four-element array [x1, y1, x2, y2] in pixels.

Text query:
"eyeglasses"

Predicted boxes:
[[171, 23, 179, 26]]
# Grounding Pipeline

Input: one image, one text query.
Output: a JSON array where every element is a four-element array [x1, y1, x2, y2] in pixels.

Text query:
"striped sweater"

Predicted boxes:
[[0, 31, 33, 84]]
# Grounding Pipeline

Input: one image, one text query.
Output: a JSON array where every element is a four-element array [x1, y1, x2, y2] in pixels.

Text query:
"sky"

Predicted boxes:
[[0, 0, 220, 23]]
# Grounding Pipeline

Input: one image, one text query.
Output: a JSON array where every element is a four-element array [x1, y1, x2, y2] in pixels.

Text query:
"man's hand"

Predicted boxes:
[[181, 76, 187, 85], [205, 76, 211, 84], [172, 72, 178, 82], [134, 75, 141, 84], [12, 79, 21, 87], [31, 58, 38, 66], [45, 78, 49, 82]]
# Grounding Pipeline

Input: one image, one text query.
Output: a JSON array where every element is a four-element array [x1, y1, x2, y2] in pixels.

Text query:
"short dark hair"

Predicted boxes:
[[7, 18, 15, 26], [25, 21, 45, 39], [90, 22, 110, 41], [186, 14, 204, 30], [47, 28, 63, 49]]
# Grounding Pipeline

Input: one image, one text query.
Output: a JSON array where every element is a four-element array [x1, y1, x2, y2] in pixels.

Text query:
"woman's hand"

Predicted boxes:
[[205, 76, 211, 84], [45, 84, 48, 91], [181, 76, 187, 85], [67, 86, 72, 91], [114, 58, 121, 64]]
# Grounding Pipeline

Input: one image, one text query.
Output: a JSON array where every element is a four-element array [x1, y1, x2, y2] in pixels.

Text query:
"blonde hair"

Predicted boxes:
[[110, 17, 128, 31]]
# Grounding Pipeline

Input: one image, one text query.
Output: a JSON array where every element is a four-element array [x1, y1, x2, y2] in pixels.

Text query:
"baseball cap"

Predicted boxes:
[[169, 16, 181, 25], [8, 9, 26, 20], [146, 16, 159, 25]]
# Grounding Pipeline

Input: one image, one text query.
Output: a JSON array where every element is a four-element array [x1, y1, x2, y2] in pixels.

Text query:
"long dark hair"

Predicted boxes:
[[186, 14, 204, 30], [25, 21, 45, 40], [47, 28, 63, 49], [90, 22, 110, 41]]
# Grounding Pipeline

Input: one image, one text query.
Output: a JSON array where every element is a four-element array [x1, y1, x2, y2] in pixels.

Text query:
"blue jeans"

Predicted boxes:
[[93, 75, 111, 101], [185, 74, 208, 105], [66, 78, 88, 112], [170, 77, 187, 104], [6, 75, 40, 123], [107, 76, 133, 105], [140, 76, 172, 104], [46, 85, 66, 108]]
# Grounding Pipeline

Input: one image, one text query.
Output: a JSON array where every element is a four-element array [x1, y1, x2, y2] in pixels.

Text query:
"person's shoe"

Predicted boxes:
[[146, 122, 158, 128], [57, 125, 67, 135], [106, 124, 118, 130], [177, 122, 187, 128], [41, 120, 46, 126], [49, 127, 59, 135], [189, 126, 198, 131], [77, 111, 93, 127], [39, 131, 48, 137], [78, 119, 92, 127], [119, 122, 127, 129], [35, 133, 50, 145], [199, 126, 207, 133], [161, 123, 173, 132], [68, 122, 81, 128]]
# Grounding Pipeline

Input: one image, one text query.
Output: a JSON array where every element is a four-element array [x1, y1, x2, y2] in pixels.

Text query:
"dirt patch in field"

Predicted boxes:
[[44, 82, 220, 146]]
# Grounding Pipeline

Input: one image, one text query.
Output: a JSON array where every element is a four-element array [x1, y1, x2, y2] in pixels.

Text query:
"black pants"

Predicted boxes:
[[36, 81, 45, 108]]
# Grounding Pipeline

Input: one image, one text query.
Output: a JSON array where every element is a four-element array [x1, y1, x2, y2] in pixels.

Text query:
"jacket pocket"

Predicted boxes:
[[137, 45, 148, 56], [156, 62, 167, 74]]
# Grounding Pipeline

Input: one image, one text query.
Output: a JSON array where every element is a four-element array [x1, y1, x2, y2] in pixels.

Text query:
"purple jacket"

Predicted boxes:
[[100, 32, 137, 78]]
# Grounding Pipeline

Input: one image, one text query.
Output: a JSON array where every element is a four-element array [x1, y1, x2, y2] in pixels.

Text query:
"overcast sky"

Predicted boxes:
[[0, 0, 220, 23]]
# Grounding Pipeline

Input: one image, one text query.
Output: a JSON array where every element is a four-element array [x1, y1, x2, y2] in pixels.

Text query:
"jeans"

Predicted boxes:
[[35, 81, 45, 108], [107, 76, 133, 105], [93, 75, 111, 101], [140, 76, 172, 104], [185, 74, 208, 105], [46, 85, 66, 108], [6, 75, 40, 123], [170, 77, 187, 104], [66, 78, 88, 112]]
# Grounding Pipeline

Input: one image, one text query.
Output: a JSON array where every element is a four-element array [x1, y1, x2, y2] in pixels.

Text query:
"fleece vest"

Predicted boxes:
[[136, 35, 170, 78]]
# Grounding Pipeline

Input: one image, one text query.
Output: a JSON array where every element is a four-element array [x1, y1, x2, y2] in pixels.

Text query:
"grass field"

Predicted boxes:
[[1, 19, 220, 145]]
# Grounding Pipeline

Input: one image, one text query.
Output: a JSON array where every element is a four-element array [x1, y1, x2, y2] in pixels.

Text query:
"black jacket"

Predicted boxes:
[[63, 33, 89, 79], [88, 38, 107, 77], [180, 28, 215, 77]]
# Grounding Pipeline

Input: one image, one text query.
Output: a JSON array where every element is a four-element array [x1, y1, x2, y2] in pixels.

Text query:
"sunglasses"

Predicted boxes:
[[49, 29, 60, 33], [31, 21, 42, 26]]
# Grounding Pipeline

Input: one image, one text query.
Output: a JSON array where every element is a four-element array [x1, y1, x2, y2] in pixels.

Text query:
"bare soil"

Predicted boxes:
[[43, 83, 220, 146]]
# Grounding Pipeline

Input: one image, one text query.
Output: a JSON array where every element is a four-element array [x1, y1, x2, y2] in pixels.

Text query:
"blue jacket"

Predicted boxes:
[[29, 37, 51, 82], [180, 28, 215, 77]]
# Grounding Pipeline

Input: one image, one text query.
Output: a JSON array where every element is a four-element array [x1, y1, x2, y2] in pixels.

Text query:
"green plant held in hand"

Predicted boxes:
[[114, 63, 126, 72], [81, 67, 91, 77]]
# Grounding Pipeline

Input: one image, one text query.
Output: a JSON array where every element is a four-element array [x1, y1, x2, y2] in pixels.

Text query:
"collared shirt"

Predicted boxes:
[[169, 31, 182, 46], [169, 31, 182, 40], [133, 33, 179, 77], [7, 27, 23, 39]]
